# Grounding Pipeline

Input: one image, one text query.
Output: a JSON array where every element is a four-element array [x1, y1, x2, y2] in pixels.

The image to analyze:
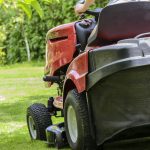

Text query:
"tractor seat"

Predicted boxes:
[[88, 1, 150, 46]]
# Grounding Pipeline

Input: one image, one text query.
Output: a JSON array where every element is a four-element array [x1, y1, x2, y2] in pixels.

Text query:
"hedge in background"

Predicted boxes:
[[1, 0, 108, 64]]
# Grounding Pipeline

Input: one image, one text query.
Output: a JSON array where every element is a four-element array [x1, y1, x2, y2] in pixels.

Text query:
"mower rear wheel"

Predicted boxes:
[[64, 89, 95, 150], [27, 103, 52, 141]]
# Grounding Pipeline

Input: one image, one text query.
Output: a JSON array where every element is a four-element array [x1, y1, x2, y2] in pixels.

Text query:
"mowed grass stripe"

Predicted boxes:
[[0, 63, 67, 150]]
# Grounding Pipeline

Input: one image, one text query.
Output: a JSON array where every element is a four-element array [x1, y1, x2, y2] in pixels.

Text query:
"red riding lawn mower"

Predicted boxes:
[[27, 1, 150, 150]]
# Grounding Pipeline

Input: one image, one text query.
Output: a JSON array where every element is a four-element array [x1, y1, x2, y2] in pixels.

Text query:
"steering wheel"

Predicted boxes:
[[77, 0, 102, 20], [77, 0, 85, 4]]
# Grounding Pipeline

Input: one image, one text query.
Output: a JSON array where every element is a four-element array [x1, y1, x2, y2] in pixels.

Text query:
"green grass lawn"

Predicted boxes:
[[0, 62, 69, 150]]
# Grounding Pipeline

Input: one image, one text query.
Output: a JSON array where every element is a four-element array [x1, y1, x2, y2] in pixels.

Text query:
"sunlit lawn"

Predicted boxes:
[[0, 62, 68, 150]]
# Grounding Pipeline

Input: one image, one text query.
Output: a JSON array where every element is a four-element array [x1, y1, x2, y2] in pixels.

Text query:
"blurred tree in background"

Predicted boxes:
[[0, 0, 108, 64]]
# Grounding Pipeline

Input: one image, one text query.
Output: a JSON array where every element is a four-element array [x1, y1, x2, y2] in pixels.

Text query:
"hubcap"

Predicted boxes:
[[28, 116, 37, 139], [67, 105, 78, 143]]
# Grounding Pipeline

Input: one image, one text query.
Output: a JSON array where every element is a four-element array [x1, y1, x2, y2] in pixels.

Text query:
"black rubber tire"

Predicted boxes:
[[27, 103, 52, 141], [64, 89, 96, 150]]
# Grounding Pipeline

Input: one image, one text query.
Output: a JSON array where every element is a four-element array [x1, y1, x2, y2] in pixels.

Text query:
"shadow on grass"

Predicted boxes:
[[0, 93, 69, 149], [0, 120, 70, 150]]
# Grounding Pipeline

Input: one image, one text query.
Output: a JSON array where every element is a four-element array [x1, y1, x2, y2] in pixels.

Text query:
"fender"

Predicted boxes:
[[63, 51, 88, 100]]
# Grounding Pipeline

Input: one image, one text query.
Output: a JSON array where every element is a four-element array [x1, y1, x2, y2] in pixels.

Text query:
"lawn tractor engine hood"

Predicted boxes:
[[87, 37, 150, 146]]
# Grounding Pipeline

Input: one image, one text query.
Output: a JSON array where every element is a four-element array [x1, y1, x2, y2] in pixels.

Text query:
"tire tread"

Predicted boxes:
[[27, 103, 52, 141]]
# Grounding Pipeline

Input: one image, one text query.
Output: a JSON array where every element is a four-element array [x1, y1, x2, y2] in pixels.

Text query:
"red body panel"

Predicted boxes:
[[46, 22, 77, 76], [65, 51, 89, 93], [45, 22, 97, 94]]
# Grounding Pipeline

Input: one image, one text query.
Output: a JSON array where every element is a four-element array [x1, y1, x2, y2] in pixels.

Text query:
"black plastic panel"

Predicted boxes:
[[75, 19, 96, 51], [88, 38, 150, 90], [88, 65, 150, 146], [87, 38, 150, 146], [103, 136, 150, 150]]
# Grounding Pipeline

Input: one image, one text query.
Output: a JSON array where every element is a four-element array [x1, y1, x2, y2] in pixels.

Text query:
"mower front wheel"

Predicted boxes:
[[27, 103, 52, 141], [64, 89, 95, 150]]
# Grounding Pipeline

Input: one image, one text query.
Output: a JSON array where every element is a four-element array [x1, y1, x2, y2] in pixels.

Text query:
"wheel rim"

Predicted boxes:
[[67, 105, 78, 143], [28, 116, 37, 139]]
